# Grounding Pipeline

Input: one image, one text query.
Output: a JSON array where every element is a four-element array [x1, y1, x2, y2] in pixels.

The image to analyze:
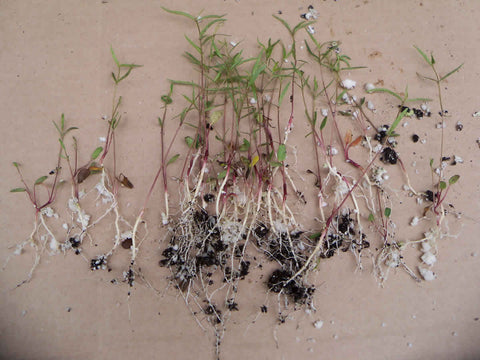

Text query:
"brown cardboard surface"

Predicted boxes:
[[1, 1, 479, 359]]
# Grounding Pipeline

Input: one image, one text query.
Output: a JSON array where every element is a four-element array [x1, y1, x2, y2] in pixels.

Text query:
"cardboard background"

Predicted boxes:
[[1, 1, 479, 359]]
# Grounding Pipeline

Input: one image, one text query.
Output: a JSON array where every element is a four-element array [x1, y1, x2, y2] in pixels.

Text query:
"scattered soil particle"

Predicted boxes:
[[412, 134, 419, 143], [261, 305, 268, 313], [381, 147, 398, 165], [203, 193, 215, 202], [121, 238, 132, 249]]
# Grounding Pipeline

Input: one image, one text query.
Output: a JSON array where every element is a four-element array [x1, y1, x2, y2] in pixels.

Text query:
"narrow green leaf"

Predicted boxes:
[[158, 117, 163, 127], [184, 34, 201, 53], [448, 174, 460, 185], [273, 15, 292, 35], [161, 7, 196, 21], [185, 136, 194, 147], [277, 144, 286, 162], [167, 154, 180, 166], [368, 213, 375, 222], [161, 95, 173, 104], [10, 187, 26, 193], [430, 158, 434, 168], [278, 81, 291, 106], [111, 72, 118, 83], [61, 113, 65, 131], [91, 146, 103, 160], [238, 138, 250, 152], [367, 87, 403, 102], [110, 46, 120, 67], [217, 170, 227, 179], [384, 207, 391, 217], [439, 181, 447, 190], [64, 126, 78, 136], [414, 45, 432, 65], [320, 116, 328, 130], [53, 120, 62, 135], [387, 108, 409, 136], [440, 63, 464, 81], [200, 18, 225, 37], [35, 175, 48, 185], [119, 63, 142, 68]]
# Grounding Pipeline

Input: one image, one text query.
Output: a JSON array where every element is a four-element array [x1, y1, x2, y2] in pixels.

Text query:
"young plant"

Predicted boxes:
[[8, 115, 77, 286]]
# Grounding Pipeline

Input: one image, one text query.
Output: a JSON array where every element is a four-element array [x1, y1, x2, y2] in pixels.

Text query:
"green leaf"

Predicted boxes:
[[320, 116, 328, 130], [53, 120, 62, 136], [239, 138, 250, 152], [184, 34, 201, 53], [387, 108, 409, 136], [119, 63, 142, 68], [414, 45, 432, 65], [439, 181, 447, 190], [110, 46, 120, 67], [167, 154, 180, 166], [368, 213, 375, 222], [384, 207, 391, 217], [158, 117, 163, 127], [10, 187, 26, 193], [367, 87, 403, 102], [91, 146, 103, 160], [34, 175, 48, 185], [185, 136, 194, 148], [440, 63, 464, 81], [273, 15, 292, 35], [449, 174, 460, 185], [161, 7, 196, 21], [61, 113, 65, 131], [200, 18, 226, 37], [161, 95, 173, 105], [217, 170, 227, 179], [277, 144, 286, 162], [278, 81, 291, 106], [13, 162, 21, 168], [430, 158, 434, 168], [270, 161, 282, 167]]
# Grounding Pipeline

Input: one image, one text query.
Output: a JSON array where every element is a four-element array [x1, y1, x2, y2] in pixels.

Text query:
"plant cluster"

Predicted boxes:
[[7, 7, 463, 358]]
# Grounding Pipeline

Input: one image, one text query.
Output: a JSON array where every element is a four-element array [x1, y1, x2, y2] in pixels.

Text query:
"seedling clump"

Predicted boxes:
[[6, 6, 466, 359]]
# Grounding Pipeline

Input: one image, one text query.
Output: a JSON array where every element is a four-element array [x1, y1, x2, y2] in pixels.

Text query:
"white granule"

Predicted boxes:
[[49, 237, 59, 251], [230, 41, 237, 47], [328, 146, 338, 156], [454, 155, 464, 164], [421, 103, 428, 111], [364, 83, 375, 91], [421, 251, 437, 266], [472, 111, 480, 117], [321, 108, 329, 117], [385, 249, 401, 268], [436, 122, 446, 129], [418, 267, 436, 281], [341, 79, 356, 89], [367, 101, 375, 111], [402, 122, 408, 127], [161, 212, 169, 225], [420, 139, 427, 144], [250, 97, 257, 105], [307, 25, 315, 34], [421, 241, 432, 253], [313, 320, 324, 329], [264, 94, 271, 102], [410, 216, 419, 226], [373, 144, 383, 153], [41, 207, 57, 218], [99, 137, 106, 142]]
